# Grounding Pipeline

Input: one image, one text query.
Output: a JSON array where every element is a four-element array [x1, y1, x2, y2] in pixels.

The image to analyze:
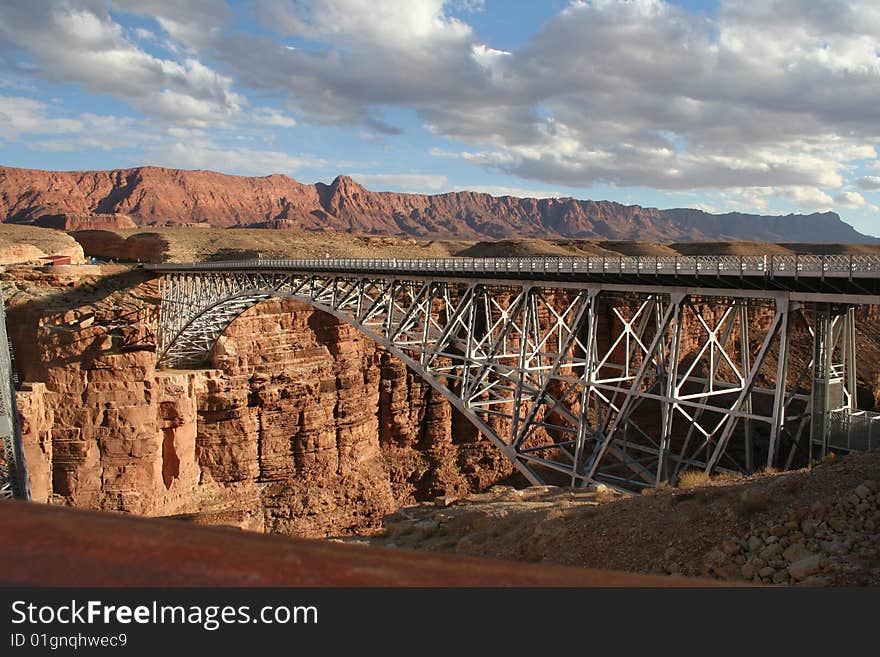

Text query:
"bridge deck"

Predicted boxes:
[[146, 255, 880, 301]]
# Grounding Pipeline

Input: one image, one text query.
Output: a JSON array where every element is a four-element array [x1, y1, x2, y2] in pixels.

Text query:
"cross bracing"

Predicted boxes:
[[148, 258, 877, 491]]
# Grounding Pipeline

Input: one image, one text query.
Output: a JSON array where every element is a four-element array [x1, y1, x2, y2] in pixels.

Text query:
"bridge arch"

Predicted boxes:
[[161, 285, 534, 482]]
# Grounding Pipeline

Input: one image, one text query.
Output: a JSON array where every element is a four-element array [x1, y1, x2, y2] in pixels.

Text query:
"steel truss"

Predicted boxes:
[[156, 271, 859, 491]]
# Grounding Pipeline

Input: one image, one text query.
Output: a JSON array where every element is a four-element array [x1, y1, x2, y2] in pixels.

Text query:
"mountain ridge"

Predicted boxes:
[[0, 165, 874, 243]]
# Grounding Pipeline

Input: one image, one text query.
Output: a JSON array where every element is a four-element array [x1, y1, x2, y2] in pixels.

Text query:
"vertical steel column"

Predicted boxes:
[[739, 303, 754, 473], [809, 304, 832, 460], [767, 300, 793, 468], [657, 295, 684, 483], [572, 290, 598, 485], [0, 285, 30, 500], [845, 306, 857, 411], [509, 285, 534, 446]]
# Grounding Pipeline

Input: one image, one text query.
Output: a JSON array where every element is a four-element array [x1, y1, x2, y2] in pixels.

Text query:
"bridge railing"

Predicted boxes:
[[828, 409, 880, 452], [147, 253, 880, 279]]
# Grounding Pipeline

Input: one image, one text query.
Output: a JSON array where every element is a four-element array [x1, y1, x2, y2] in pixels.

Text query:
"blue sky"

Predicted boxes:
[[1, 0, 879, 236]]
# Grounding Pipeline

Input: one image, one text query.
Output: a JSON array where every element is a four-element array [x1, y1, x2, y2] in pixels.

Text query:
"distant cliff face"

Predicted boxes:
[[0, 165, 874, 243]]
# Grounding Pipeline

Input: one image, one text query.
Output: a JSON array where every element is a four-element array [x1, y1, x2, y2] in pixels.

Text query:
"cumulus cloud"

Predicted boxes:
[[0, 96, 83, 139], [449, 184, 565, 199], [0, 95, 158, 151], [833, 190, 867, 208], [0, 0, 242, 126], [776, 186, 835, 210], [1, 0, 878, 212], [251, 107, 296, 128], [856, 176, 880, 191], [168, 0, 871, 203]]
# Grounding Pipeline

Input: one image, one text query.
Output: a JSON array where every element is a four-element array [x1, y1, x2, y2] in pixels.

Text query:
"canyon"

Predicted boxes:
[[5, 262, 880, 541], [1, 165, 875, 243], [4, 265, 516, 537]]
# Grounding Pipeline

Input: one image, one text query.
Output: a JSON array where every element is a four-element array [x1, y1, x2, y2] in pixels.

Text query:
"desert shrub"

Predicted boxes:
[[678, 469, 712, 489]]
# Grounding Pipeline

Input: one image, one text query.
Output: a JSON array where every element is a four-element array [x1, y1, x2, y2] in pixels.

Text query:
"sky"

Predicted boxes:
[[1, 0, 879, 236]]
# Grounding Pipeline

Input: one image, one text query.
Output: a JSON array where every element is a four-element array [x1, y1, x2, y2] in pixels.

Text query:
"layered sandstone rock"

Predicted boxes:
[[0, 225, 86, 265], [2, 165, 873, 242], [3, 268, 514, 537], [34, 212, 137, 231], [70, 230, 169, 263]]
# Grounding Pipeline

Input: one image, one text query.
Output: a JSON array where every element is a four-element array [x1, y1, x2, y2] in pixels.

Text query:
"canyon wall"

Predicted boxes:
[[4, 267, 514, 537], [1, 165, 874, 243]]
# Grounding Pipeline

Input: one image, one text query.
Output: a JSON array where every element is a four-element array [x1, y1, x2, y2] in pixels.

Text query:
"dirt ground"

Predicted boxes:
[[347, 450, 880, 586]]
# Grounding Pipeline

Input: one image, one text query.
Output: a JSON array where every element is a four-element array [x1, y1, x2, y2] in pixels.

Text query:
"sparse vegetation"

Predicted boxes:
[[677, 469, 713, 489]]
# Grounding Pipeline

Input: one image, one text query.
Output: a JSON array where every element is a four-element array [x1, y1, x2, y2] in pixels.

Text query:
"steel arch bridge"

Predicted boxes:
[[147, 255, 879, 492]]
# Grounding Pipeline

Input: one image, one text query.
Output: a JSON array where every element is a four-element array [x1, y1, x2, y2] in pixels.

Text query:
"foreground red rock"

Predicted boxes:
[[0, 500, 724, 586]]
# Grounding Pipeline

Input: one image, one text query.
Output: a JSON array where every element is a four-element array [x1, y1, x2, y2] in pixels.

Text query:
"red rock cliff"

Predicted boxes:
[[4, 267, 514, 536], [1, 165, 873, 243]]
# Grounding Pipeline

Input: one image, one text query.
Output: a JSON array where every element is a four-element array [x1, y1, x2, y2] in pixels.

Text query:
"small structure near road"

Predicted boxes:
[[39, 254, 72, 267]]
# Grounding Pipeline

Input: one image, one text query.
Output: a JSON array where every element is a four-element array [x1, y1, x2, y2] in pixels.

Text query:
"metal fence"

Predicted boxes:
[[148, 253, 880, 279], [828, 409, 880, 452]]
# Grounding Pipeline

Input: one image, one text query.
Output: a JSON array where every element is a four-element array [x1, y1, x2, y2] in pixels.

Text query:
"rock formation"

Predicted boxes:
[[1, 165, 874, 243], [70, 230, 169, 263], [4, 267, 515, 537], [0, 225, 86, 265], [33, 212, 137, 231]]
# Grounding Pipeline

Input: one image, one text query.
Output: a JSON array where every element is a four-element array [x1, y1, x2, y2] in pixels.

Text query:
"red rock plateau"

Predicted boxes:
[[1, 165, 875, 243]]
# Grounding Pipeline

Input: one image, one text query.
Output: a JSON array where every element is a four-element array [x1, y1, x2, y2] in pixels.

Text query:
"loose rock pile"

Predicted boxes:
[[698, 480, 879, 586]]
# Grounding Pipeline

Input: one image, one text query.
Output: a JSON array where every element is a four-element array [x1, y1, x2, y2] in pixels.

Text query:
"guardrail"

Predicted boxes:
[[828, 409, 880, 452], [147, 254, 880, 279]]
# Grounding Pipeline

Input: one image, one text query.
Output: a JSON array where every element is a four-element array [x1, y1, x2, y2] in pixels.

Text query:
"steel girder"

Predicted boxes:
[[0, 286, 30, 500], [156, 271, 823, 490]]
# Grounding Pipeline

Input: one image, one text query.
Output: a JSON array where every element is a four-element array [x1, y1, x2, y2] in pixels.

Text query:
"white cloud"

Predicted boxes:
[[449, 0, 485, 12], [0, 95, 82, 139], [776, 186, 834, 210], [190, 0, 878, 196], [856, 176, 880, 191], [449, 184, 564, 199], [833, 190, 867, 208], [690, 202, 719, 214], [145, 141, 324, 176], [0, 95, 164, 153], [0, 1, 242, 126], [134, 27, 157, 41], [251, 107, 296, 128], [2, 0, 879, 205], [351, 172, 448, 192]]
